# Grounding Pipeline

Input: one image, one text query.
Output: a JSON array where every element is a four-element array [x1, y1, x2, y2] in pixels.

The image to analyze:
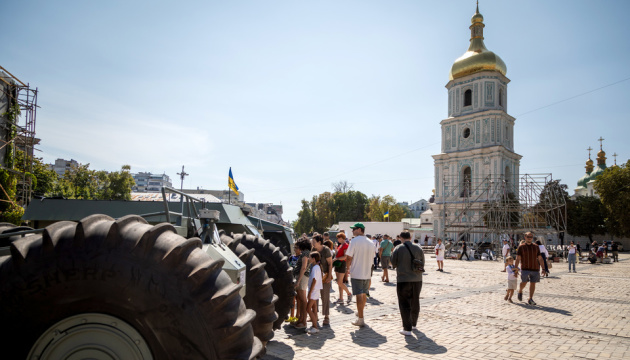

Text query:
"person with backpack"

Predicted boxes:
[[391, 231, 425, 336], [379, 234, 394, 282]]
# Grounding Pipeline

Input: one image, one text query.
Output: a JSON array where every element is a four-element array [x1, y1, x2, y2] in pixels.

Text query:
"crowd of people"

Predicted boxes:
[[287, 226, 621, 336], [288, 224, 425, 336]]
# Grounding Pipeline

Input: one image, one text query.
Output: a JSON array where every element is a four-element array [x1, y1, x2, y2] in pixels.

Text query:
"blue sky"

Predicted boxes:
[[2, 0, 629, 222]]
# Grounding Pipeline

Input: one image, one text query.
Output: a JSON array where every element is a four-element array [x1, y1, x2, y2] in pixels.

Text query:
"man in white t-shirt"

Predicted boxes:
[[502, 239, 511, 272], [346, 223, 374, 327]]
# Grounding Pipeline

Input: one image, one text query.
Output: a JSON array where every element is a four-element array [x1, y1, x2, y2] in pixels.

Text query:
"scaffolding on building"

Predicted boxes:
[[0, 65, 38, 206], [438, 173, 567, 253]]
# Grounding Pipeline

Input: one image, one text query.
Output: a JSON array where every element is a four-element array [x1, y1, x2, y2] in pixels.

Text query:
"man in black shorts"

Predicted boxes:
[[515, 232, 546, 305]]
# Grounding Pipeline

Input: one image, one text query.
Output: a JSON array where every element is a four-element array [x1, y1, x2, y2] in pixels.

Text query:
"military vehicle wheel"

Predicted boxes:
[[0, 214, 262, 360], [232, 233, 294, 330], [221, 233, 278, 347]]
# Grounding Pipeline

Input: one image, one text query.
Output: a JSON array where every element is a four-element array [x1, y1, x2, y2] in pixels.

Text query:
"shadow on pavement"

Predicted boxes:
[[281, 325, 337, 350], [384, 282, 396, 287], [261, 340, 295, 359], [367, 297, 384, 306], [350, 326, 387, 347], [405, 330, 448, 354], [333, 303, 355, 315], [513, 303, 572, 316]]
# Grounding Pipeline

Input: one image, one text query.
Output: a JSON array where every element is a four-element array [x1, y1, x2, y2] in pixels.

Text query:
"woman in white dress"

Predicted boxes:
[[435, 238, 445, 272]]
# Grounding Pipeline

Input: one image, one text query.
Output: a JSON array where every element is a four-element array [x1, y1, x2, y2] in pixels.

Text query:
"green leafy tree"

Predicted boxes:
[[14, 151, 58, 197], [366, 195, 406, 222], [331, 190, 369, 222], [593, 160, 630, 237], [313, 192, 334, 234], [567, 196, 607, 241], [294, 199, 315, 235], [51, 163, 135, 201], [538, 179, 570, 232], [96, 165, 135, 200]]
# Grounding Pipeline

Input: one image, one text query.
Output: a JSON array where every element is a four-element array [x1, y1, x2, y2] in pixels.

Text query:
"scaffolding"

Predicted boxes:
[[0, 65, 38, 206], [437, 173, 567, 252]]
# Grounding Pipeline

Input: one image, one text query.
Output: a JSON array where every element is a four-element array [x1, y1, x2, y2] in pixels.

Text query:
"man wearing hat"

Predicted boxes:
[[346, 223, 374, 327], [502, 239, 511, 272]]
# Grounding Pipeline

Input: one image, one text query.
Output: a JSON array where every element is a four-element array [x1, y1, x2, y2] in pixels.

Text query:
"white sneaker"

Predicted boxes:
[[399, 329, 412, 336], [412, 326, 417, 330], [351, 318, 365, 327], [306, 327, 320, 334]]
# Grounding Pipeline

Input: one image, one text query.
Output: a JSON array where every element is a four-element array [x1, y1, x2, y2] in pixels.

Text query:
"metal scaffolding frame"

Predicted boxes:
[[438, 173, 567, 251], [0, 65, 38, 206]]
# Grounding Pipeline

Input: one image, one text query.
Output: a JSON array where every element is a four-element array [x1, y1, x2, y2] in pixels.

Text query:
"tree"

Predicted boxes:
[[313, 192, 334, 234], [331, 190, 368, 222], [567, 196, 607, 241], [15, 151, 58, 197], [593, 160, 630, 237], [294, 200, 315, 235], [538, 179, 569, 232], [51, 163, 135, 201], [96, 165, 135, 200], [331, 180, 353, 193], [366, 195, 406, 222]]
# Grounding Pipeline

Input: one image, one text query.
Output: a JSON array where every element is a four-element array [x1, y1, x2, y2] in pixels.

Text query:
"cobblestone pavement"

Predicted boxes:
[[262, 253, 630, 359]]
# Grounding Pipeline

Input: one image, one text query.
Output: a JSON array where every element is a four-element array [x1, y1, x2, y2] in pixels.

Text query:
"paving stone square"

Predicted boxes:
[[263, 253, 630, 359]]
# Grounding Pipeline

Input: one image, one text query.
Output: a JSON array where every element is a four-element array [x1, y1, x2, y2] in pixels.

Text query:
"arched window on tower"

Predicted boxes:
[[464, 89, 472, 107], [460, 166, 472, 198]]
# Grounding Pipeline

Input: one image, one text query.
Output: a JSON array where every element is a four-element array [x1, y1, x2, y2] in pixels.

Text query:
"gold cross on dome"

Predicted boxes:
[[597, 137, 605, 150], [613, 153, 618, 165], [587, 146, 593, 158]]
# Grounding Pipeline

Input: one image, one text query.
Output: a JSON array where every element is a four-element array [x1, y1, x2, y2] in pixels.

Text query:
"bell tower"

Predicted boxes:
[[432, 4, 522, 241]]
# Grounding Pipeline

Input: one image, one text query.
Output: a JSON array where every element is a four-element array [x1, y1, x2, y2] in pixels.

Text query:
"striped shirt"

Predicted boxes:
[[517, 243, 541, 271]]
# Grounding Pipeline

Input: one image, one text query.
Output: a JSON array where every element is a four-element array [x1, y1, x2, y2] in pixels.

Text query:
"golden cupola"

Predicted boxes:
[[449, 4, 507, 80]]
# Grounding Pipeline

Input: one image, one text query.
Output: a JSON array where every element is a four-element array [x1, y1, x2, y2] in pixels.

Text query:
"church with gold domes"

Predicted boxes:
[[573, 139, 612, 198], [432, 4, 522, 241]]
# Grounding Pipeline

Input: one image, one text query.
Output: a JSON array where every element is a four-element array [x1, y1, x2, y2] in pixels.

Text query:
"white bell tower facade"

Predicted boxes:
[[432, 5, 522, 241]]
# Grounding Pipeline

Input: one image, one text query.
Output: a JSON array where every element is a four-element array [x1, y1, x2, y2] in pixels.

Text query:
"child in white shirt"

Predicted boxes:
[[505, 256, 519, 303], [306, 252, 323, 334]]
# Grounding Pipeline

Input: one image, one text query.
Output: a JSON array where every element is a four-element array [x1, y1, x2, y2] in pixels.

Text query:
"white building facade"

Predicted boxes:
[[432, 5, 522, 242]]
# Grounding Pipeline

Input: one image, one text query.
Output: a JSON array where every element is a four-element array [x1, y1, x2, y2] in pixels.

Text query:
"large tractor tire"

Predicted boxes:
[[220, 232, 278, 348], [0, 214, 262, 360], [231, 233, 294, 330], [0, 222, 35, 249]]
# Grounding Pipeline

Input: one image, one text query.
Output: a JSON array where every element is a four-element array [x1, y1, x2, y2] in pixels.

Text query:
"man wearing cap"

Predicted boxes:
[[502, 239, 511, 272], [346, 223, 374, 327]]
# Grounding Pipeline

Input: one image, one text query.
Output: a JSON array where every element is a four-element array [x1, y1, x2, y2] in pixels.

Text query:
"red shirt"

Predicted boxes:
[[336, 242, 349, 260]]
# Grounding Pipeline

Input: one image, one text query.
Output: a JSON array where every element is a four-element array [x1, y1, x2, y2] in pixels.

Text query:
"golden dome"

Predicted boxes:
[[449, 6, 507, 80]]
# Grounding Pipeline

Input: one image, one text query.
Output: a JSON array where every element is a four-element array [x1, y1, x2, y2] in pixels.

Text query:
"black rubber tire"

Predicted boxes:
[[231, 233, 295, 330], [0, 223, 35, 248], [220, 232, 278, 347], [0, 214, 262, 360]]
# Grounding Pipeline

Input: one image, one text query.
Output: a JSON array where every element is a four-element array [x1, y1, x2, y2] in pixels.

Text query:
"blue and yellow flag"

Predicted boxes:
[[228, 167, 239, 195], [384, 210, 389, 218]]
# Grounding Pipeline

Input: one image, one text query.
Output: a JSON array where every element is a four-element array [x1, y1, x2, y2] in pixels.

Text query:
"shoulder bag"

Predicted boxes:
[[403, 242, 425, 273]]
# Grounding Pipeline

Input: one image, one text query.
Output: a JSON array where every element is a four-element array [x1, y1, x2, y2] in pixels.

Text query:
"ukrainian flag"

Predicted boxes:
[[228, 167, 239, 195], [384, 210, 389, 218]]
